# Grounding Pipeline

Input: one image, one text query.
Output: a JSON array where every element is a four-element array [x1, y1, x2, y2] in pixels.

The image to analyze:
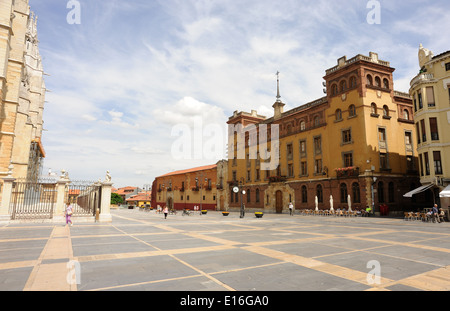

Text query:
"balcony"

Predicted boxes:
[[335, 167, 360, 178], [268, 176, 287, 183], [410, 73, 434, 88]]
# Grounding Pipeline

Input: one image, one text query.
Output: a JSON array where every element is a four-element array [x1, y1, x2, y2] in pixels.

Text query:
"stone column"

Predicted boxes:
[[100, 182, 113, 223], [0, 177, 15, 222], [54, 176, 70, 223]]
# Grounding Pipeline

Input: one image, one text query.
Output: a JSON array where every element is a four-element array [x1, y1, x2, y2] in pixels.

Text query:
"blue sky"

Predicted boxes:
[[29, 0, 449, 188]]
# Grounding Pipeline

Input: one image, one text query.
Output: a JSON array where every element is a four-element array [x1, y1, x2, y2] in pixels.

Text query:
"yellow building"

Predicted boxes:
[[227, 52, 420, 216], [0, 1, 46, 188], [408, 45, 450, 210]]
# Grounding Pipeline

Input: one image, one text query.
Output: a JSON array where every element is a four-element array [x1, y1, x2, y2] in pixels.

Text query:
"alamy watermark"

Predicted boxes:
[[66, 0, 81, 25], [66, 260, 81, 285], [366, 260, 381, 285], [366, 0, 381, 25]]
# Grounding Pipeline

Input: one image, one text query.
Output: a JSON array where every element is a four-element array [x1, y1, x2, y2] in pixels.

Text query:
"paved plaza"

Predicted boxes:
[[1, 208, 450, 292]]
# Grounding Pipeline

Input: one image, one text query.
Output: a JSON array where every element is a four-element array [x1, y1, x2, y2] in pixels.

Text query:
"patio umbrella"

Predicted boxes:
[[347, 194, 352, 212], [315, 196, 319, 211], [329, 195, 334, 212]]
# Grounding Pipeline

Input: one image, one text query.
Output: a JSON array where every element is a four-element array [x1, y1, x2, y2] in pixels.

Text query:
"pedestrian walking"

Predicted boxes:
[[65, 202, 73, 226], [432, 204, 440, 223], [288, 202, 294, 216], [163, 206, 169, 219]]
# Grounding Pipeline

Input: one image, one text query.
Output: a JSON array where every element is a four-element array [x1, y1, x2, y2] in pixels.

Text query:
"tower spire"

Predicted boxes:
[[276, 71, 281, 102]]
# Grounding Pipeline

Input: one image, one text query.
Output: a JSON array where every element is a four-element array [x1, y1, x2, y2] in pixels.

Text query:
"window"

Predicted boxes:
[[331, 84, 338, 96], [405, 132, 412, 150], [335, 109, 342, 121], [301, 186, 308, 203], [420, 119, 427, 142], [288, 163, 294, 177], [380, 153, 388, 170], [426, 86, 435, 107], [247, 170, 251, 181], [349, 76, 357, 88], [378, 128, 387, 149], [383, 78, 389, 89], [349, 105, 356, 117], [255, 168, 260, 181], [371, 103, 378, 115], [367, 74, 373, 86], [445, 62, 450, 71], [300, 161, 307, 176], [429, 117, 439, 140], [375, 76, 381, 87], [419, 154, 424, 176], [416, 123, 421, 144], [352, 183, 361, 203], [300, 121, 306, 131], [342, 129, 352, 144], [314, 136, 322, 155], [316, 184, 323, 203], [315, 159, 322, 174], [340, 183, 348, 203], [414, 95, 417, 112], [403, 109, 409, 120], [299, 140, 307, 158], [388, 182, 395, 203], [340, 80, 347, 92], [343, 152, 353, 167], [247, 189, 251, 203], [424, 152, 430, 175], [383, 105, 389, 117], [314, 116, 320, 126], [433, 151, 442, 175], [287, 143, 293, 160], [418, 92, 423, 109], [255, 188, 260, 203]]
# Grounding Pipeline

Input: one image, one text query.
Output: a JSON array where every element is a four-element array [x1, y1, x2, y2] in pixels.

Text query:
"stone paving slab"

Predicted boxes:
[[1, 209, 450, 292]]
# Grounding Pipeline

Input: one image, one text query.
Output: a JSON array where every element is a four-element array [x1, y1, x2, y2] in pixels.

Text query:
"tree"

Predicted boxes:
[[111, 193, 124, 205]]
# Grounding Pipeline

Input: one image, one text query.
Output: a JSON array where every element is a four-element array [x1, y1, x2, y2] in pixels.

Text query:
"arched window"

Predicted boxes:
[[335, 109, 342, 121], [383, 78, 389, 89], [302, 185, 308, 203], [352, 183, 361, 203], [378, 181, 384, 203], [349, 76, 357, 88], [349, 104, 356, 117], [316, 184, 323, 203], [367, 74, 373, 86], [383, 105, 389, 117], [403, 109, 409, 120], [300, 121, 306, 131], [375, 76, 381, 87], [314, 116, 320, 126], [247, 189, 251, 203], [255, 188, 260, 203], [371, 103, 377, 114], [340, 183, 348, 203], [340, 80, 347, 92], [331, 84, 338, 96], [388, 182, 395, 203]]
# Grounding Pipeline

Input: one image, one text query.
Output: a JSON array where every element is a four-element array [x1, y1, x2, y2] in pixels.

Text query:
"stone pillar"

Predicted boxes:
[[54, 176, 70, 222], [0, 177, 15, 222], [100, 182, 113, 222]]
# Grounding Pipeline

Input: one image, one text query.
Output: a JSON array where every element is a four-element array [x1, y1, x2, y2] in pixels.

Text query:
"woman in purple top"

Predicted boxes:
[[65, 202, 73, 226]]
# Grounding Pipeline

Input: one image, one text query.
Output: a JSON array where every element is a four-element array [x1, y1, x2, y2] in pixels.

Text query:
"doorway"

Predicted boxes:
[[275, 190, 283, 213]]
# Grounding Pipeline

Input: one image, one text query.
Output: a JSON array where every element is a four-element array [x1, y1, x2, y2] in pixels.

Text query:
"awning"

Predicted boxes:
[[403, 183, 435, 198], [440, 185, 450, 198]]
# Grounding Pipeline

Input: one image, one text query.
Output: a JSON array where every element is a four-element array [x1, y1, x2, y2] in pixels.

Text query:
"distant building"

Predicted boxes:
[[227, 52, 420, 215], [151, 164, 218, 210], [112, 186, 142, 202], [408, 45, 450, 210], [125, 192, 151, 207]]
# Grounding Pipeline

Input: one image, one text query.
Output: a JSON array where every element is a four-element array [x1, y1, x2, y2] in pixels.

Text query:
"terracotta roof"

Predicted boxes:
[[113, 186, 139, 195], [126, 192, 152, 201], [157, 164, 217, 178]]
